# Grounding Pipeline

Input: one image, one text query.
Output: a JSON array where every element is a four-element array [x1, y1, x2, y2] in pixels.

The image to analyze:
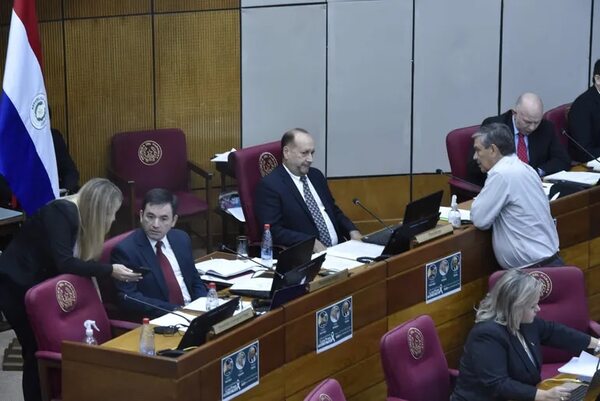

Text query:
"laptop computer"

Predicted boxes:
[[561, 367, 600, 401], [362, 190, 443, 254]]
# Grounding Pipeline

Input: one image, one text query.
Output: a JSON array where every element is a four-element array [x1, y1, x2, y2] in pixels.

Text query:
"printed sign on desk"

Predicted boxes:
[[316, 296, 353, 353], [221, 340, 259, 401], [425, 251, 461, 304]]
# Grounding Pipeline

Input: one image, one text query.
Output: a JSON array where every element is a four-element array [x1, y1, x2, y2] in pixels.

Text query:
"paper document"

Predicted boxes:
[[195, 258, 262, 278], [184, 297, 251, 313], [544, 170, 600, 187], [315, 252, 364, 271], [439, 206, 471, 222], [150, 311, 197, 327], [326, 240, 384, 261], [229, 277, 273, 293], [201, 272, 254, 287], [211, 148, 236, 162], [225, 206, 245, 222], [0, 207, 22, 220], [558, 351, 599, 381]]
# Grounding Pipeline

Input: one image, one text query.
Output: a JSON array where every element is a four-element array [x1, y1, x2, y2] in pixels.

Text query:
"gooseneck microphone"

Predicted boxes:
[[219, 244, 284, 279], [561, 130, 600, 165], [352, 198, 394, 232], [435, 169, 483, 191], [121, 294, 192, 324]]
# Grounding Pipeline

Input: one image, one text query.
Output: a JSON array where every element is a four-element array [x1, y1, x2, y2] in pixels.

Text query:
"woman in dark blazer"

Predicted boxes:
[[451, 270, 600, 401], [0, 178, 141, 401]]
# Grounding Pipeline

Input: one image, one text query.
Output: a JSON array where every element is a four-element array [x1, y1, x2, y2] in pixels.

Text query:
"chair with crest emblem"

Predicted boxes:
[[303, 378, 347, 401], [108, 128, 213, 251], [380, 314, 458, 401], [488, 266, 600, 379], [228, 140, 282, 246], [24, 274, 138, 401]]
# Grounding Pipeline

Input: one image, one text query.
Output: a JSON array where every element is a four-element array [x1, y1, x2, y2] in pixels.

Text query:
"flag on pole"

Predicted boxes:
[[0, 0, 58, 215]]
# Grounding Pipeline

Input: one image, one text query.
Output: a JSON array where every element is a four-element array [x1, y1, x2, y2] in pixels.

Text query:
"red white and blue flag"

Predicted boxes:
[[0, 0, 58, 215]]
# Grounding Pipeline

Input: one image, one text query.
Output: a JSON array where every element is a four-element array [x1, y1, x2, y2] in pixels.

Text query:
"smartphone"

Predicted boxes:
[[129, 265, 152, 274]]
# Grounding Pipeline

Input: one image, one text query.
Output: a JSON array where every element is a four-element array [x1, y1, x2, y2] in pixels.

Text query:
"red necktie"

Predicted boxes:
[[155, 241, 184, 305], [517, 133, 529, 163]]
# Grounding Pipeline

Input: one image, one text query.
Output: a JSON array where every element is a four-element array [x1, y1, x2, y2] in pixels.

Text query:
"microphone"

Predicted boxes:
[[561, 130, 600, 165], [219, 244, 284, 279], [120, 294, 192, 324], [352, 198, 394, 232], [435, 169, 482, 192]]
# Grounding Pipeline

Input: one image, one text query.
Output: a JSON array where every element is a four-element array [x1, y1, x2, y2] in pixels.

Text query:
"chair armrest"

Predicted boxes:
[[107, 167, 135, 188], [35, 350, 62, 363], [448, 178, 482, 194], [107, 167, 137, 228], [589, 320, 600, 337], [110, 319, 140, 337], [187, 161, 213, 181]]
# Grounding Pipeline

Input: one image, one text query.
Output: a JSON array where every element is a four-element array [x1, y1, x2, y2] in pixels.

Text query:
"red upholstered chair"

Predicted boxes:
[[108, 128, 213, 251], [380, 315, 458, 401], [445, 125, 481, 202], [25, 274, 138, 401], [303, 378, 347, 401], [97, 230, 137, 321], [488, 266, 600, 379], [228, 141, 282, 244], [543, 103, 571, 149]]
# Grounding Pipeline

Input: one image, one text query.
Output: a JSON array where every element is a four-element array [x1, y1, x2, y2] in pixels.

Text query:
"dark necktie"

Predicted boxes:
[[300, 175, 332, 247], [517, 133, 529, 163], [155, 241, 184, 305]]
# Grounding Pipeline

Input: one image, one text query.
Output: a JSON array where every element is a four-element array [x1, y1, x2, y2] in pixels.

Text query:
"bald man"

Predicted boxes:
[[467, 93, 571, 187]]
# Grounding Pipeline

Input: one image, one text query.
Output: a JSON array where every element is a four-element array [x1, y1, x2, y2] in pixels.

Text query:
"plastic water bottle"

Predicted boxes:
[[82, 320, 99, 345], [261, 223, 273, 268], [139, 318, 155, 356], [206, 282, 219, 311], [448, 194, 462, 228]]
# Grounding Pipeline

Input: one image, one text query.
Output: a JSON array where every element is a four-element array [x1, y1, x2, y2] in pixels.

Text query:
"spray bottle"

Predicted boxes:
[[448, 194, 462, 228], [83, 320, 99, 346]]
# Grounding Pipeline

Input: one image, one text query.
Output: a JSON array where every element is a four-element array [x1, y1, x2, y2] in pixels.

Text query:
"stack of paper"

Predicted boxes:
[[326, 240, 384, 261], [587, 159, 600, 172], [313, 251, 364, 271], [558, 351, 599, 381], [195, 259, 261, 278], [210, 148, 236, 162], [439, 206, 471, 222], [544, 170, 600, 187]]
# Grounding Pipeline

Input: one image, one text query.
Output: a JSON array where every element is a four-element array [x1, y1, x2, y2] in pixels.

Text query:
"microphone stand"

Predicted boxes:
[[219, 244, 284, 279], [122, 294, 192, 325], [352, 198, 394, 232], [561, 130, 600, 166]]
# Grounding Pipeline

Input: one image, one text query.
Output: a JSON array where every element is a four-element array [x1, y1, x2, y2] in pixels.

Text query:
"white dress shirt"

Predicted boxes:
[[148, 235, 192, 304], [283, 164, 339, 246], [471, 154, 559, 269]]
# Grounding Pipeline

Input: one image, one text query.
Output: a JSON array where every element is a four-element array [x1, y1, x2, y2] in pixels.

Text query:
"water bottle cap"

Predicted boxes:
[[209, 282, 216, 289], [143, 317, 150, 324]]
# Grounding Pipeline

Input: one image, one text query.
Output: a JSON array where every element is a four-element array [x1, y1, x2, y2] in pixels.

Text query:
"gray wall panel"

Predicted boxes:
[[502, 0, 590, 111], [327, 0, 412, 177], [413, 0, 500, 174], [591, 0, 600, 81], [242, 0, 322, 7], [241, 5, 327, 172]]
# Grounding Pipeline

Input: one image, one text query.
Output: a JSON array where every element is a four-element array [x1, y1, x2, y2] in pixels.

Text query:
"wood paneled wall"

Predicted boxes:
[[0, 0, 240, 182]]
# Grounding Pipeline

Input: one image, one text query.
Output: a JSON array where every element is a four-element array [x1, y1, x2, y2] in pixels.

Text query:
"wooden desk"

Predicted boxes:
[[61, 186, 600, 401]]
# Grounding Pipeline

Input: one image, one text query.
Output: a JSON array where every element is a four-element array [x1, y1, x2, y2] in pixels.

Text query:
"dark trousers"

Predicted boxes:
[[0, 278, 41, 401]]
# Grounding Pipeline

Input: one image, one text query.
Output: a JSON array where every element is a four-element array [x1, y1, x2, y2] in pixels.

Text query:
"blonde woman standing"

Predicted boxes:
[[0, 178, 141, 401]]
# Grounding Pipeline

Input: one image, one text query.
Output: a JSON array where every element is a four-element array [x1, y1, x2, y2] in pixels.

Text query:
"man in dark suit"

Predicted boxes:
[[255, 128, 361, 253], [111, 188, 207, 318], [467, 93, 571, 187], [568, 59, 600, 162]]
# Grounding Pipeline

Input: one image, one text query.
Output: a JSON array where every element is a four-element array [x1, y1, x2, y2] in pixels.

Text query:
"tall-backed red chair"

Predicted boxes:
[[303, 378, 347, 401], [488, 266, 600, 379], [543, 103, 571, 149], [445, 125, 481, 202], [25, 274, 138, 401], [380, 315, 457, 401], [97, 230, 137, 321], [228, 141, 282, 244], [109, 128, 213, 251]]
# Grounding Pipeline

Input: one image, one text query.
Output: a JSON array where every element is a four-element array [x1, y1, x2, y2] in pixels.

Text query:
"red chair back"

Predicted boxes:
[[488, 266, 590, 365], [303, 378, 347, 401], [543, 103, 571, 148], [111, 129, 189, 205], [228, 141, 282, 243], [25, 274, 113, 352], [446, 124, 480, 180], [380, 315, 451, 401]]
